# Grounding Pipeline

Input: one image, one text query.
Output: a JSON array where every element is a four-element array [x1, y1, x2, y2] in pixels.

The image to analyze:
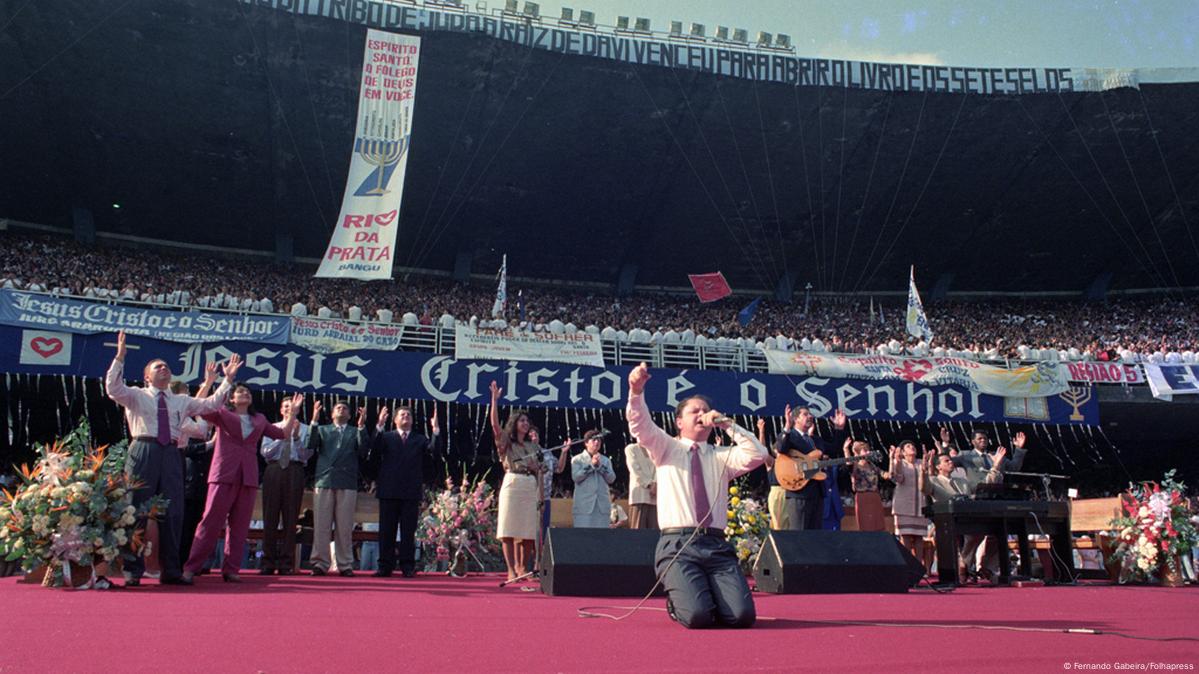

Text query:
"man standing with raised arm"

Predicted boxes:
[[307, 400, 370, 576], [625, 362, 767, 629], [105, 330, 242, 587], [368, 405, 441, 578]]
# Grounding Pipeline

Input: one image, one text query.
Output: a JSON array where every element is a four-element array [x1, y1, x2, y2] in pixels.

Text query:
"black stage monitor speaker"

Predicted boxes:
[[753, 530, 923, 594], [539, 528, 665, 597]]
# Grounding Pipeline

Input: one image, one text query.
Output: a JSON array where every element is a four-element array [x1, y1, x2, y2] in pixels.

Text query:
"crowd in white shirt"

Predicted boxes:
[[3, 231, 1197, 364]]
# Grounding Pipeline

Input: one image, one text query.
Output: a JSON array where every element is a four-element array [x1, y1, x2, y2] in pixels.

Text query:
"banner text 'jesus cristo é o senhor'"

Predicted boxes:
[[0, 290, 290, 344], [316, 30, 420, 279], [0, 326, 1098, 425]]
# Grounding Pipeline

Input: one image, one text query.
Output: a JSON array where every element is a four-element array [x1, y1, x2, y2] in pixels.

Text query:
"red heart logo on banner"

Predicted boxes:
[[374, 209, 398, 226], [31, 337, 64, 358]]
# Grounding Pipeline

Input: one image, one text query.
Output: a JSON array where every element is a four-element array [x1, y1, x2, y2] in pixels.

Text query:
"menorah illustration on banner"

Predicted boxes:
[[355, 108, 411, 197], [1059, 386, 1093, 421]]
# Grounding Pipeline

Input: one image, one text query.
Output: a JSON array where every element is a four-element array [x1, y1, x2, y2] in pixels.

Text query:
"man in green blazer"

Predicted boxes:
[[307, 400, 369, 576]]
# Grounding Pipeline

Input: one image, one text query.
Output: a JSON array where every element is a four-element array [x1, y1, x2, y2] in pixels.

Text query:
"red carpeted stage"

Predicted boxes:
[[3, 574, 1196, 672]]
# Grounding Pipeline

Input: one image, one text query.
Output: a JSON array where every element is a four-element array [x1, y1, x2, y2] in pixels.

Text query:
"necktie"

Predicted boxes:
[[278, 431, 290, 470], [690, 444, 711, 528], [156, 392, 171, 445], [401, 432, 408, 444]]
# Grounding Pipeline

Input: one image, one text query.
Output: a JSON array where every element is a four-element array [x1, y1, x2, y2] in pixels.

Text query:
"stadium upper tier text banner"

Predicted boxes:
[[244, 0, 1195, 94], [315, 29, 420, 279], [0, 290, 291, 344], [1144, 364, 1199, 401], [0, 326, 1098, 424], [454, 326, 605, 367], [762, 349, 1071, 399]]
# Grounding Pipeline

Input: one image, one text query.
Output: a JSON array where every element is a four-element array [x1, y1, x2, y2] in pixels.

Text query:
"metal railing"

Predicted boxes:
[[1, 288, 1154, 380]]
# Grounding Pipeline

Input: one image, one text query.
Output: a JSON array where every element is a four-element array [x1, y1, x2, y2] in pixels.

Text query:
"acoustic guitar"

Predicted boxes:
[[775, 450, 883, 492]]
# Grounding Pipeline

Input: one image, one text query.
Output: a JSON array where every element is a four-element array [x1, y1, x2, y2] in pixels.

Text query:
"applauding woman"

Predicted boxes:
[[845, 439, 887, 532], [489, 381, 542, 583], [182, 386, 303, 583], [889, 441, 927, 569]]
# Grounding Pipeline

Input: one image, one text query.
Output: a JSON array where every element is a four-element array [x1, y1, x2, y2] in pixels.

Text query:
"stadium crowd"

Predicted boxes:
[[3, 230, 1197, 363]]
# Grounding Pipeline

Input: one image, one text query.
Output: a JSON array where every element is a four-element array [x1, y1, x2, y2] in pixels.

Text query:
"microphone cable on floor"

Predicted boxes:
[[574, 607, 1199, 642]]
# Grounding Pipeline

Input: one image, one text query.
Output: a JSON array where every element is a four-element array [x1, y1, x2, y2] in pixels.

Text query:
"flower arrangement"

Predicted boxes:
[[1109, 470, 1198, 584], [724, 481, 767, 575], [0, 420, 165, 587], [417, 471, 501, 573]]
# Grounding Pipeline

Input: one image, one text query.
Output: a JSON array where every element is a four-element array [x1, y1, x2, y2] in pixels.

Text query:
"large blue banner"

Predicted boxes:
[[0, 290, 291, 345], [0, 326, 1098, 424]]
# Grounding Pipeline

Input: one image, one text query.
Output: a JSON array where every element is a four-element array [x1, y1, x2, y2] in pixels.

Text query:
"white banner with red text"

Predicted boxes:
[[762, 349, 1071, 398], [315, 29, 420, 279], [289, 316, 405, 353], [1061, 361, 1144, 385], [454, 326, 605, 367]]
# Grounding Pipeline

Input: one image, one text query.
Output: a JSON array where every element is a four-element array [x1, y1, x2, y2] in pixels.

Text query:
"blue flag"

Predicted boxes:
[[737, 297, 761, 327]]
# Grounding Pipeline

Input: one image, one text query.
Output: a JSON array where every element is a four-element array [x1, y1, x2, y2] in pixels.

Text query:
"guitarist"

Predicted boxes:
[[775, 404, 848, 531]]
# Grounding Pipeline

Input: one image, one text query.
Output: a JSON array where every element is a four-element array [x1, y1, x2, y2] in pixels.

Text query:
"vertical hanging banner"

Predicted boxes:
[[316, 29, 421, 279]]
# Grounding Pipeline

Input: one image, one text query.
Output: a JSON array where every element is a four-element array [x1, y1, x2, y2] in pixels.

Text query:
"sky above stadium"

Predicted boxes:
[[543, 0, 1197, 69]]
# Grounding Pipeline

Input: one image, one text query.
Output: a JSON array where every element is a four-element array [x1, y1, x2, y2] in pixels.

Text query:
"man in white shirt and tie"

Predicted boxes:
[[625, 362, 767, 629], [104, 330, 241, 586], [260, 397, 313, 575]]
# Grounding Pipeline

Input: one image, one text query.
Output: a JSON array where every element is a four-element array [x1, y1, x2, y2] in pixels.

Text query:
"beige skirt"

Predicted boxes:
[[894, 514, 928, 538], [497, 472, 540, 541]]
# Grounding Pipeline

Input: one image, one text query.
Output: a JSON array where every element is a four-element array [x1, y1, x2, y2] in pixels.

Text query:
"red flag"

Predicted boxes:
[[688, 272, 732, 303]]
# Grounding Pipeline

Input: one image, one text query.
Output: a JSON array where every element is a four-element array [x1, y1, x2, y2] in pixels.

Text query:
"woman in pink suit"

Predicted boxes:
[[182, 387, 302, 583]]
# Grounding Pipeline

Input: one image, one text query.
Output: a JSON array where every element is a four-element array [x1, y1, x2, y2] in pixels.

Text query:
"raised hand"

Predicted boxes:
[[1013, 431, 1026, 449], [628, 362, 651, 395], [756, 418, 766, 432], [356, 406, 367, 429], [202, 361, 219, 387], [115, 330, 127, 361], [842, 436, 853, 457], [312, 399, 323, 423], [430, 406, 440, 435], [377, 406, 390, 428], [221, 353, 243, 381], [995, 446, 1008, 465], [489, 380, 502, 401], [784, 403, 792, 424], [833, 409, 847, 430], [285, 393, 304, 419]]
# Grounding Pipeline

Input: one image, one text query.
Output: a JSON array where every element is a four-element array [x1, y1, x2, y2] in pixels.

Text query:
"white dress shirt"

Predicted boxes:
[[626, 392, 766, 529], [261, 421, 312, 464], [176, 418, 210, 448], [625, 442, 657, 506], [105, 359, 231, 441]]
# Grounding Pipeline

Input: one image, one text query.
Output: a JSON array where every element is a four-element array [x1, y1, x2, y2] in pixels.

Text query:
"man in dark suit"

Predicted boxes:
[[368, 405, 441, 577], [774, 404, 847, 531], [950, 429, 1028, 483]]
